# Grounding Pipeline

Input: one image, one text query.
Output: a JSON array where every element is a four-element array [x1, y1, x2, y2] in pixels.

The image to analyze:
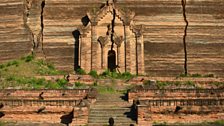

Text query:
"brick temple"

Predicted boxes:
[[77, 1, 145, 74]]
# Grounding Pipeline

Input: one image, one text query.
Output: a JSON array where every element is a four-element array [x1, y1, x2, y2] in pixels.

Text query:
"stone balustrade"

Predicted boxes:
[[129, 88, 224, 102]]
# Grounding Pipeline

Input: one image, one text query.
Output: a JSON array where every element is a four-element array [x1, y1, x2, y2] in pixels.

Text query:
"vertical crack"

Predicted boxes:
[[23, 0, 35, 54], [182, 0, 188, 75], [111, 8, 116, 51], [40, 0, 46, 58]]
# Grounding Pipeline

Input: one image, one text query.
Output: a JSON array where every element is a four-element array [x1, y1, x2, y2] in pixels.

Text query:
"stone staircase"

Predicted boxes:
[[88, 93, 136, 126]]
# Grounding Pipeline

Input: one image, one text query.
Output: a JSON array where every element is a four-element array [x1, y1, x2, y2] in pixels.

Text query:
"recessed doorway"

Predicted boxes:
[[108, 50, 116, 71]]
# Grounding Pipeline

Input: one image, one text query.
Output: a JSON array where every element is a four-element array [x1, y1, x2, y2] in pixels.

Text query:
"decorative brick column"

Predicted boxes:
[[124, 25, 132, 73], [80, 34, 91, 71], [136, 32, 145, 75], [91, 22, 100, 71]]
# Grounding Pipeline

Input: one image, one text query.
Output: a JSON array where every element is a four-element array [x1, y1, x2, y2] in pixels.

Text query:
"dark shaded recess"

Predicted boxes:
[[60, 108, 74, 126], [0, 112, 5, 118], [174, 106, 182, 113], [120, 93, 128, 101], [0, 103, 4, 109], [41, 1, 45, 29], [81, 15, 90, 27], [108, 117, 114, 126], [72, 30, 81, 71], [108, 50, 116, 72], [124, 105, 137, 121]]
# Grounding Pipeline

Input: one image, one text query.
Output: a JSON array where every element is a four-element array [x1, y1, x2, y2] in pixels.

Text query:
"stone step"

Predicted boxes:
[[92, 105, 132, 108], [90, 108, 131, 111], [88, 123, 137, 126], [88, 116, 135, 120], [89, 113, 136, 117], [96, 98, 126, 101], [95, 101, 129, 104], [89, 111, 132, 115], [88, 92, 136, 125], [88, 118, 136, 123]]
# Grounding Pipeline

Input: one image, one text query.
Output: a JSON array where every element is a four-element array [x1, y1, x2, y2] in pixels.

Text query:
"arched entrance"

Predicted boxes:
[[108, 50, 116, 71]]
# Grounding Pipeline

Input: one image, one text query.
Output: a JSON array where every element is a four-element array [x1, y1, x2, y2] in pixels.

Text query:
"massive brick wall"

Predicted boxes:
[[0, 0, 224, 77], [0, 0, 32, 61]]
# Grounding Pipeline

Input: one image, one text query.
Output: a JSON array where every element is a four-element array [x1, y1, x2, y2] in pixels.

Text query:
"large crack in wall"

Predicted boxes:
[[23, 0, 46, 57], [181, 0, 188, 75], [110, 8, 116, 50], [23, 0, 35, 53], [40, 0, 46, 58]]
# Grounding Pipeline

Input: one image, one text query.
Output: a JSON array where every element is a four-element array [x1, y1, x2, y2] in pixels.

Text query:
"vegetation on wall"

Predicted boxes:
[[143, 80, 197, 89], [178, 73, 215, 78], [99, 69, 134, 80], [76, 68, 134, 80], [0, 55, 67, 89]]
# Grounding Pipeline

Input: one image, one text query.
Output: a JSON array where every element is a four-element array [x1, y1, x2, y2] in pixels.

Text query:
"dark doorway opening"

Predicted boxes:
[[72, 30, 80, 71], [108, 50, 116, 71]]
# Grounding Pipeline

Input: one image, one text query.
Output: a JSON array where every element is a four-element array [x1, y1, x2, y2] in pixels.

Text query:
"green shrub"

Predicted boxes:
[[156, 81, 172, 89], [121, 72, 133, 79], [36, 59, 46, 66], [101, 69, 110, 77], [74, 82, 84, 87], [56, 78, 68, 88], [6, 60, 19, 67], [191, 73, 202, 77], [111, 71, 120, 78], [179, 73, 188, 77], [44, 81, 60, 89], [0, 64, 5, 69], [6, 76, 16, 81], [100, 70, 134, 80], [36, 60, 65, 75], [184, 81, 196, 87], [173, 81, 181, 86], [93, 81, 98, 86], [212, 120, 224, 126], [211, 82, 224, 87], [24, 55, 34, 62], [204, 74, 214, 78], [35, 78, 47, 85], [89, 70, 98, 78], [76, 68, 86, 75], [47, 63, 55, 70]]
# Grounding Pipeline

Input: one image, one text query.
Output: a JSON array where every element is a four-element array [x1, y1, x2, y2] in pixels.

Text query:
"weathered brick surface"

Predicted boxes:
[[128, 89, 224, 102], [0, 0, 224, 76], [0, 0, 32, 62], [137, 106, 224, 126], [0, 89, 96, 125]]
